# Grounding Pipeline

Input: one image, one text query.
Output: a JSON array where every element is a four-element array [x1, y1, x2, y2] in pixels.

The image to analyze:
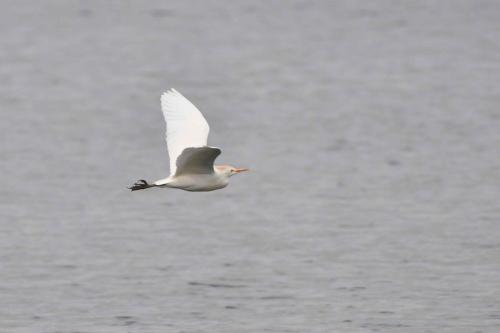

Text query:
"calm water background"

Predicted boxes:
[[1, 1, 500, 332]]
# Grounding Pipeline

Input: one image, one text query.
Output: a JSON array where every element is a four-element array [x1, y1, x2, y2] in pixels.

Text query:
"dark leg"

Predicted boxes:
[[128, 179, 153, 191]]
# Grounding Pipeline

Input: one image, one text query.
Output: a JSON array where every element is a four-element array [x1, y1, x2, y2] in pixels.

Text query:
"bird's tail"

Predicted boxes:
[[128, 179, 154, 191]]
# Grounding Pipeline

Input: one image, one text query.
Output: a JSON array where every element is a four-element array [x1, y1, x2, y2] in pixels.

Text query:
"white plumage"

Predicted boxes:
[[129, 89, 248, 192], [161, 89, 210, 175]]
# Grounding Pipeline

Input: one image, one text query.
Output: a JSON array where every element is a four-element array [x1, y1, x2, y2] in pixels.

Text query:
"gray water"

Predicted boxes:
[[1, 1, 500, 332]]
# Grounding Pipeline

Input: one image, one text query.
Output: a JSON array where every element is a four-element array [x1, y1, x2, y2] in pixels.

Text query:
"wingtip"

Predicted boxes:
[[161, 88, 180, 99]]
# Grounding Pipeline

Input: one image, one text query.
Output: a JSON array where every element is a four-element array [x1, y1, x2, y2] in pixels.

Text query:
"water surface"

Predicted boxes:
[[1, 1, 499, 332]]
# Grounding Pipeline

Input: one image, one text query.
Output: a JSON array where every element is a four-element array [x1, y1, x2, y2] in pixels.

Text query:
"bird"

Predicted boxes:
[[129, 88, 248, 192]]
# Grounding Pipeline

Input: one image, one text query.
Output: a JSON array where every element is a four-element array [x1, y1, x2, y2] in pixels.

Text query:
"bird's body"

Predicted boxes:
[[155, 172, 229, 192], [129, 89, 247, 192]]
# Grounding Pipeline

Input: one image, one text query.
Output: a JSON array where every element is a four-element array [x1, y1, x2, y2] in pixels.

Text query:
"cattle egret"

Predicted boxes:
[[129, 89, 248, 192]]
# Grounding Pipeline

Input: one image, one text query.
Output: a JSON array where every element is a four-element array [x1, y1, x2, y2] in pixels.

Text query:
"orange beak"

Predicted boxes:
[[235, 168, 249, 173]]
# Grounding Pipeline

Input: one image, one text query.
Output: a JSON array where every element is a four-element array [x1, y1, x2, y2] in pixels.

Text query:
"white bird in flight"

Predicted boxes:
[[129, 89, 248, 192]]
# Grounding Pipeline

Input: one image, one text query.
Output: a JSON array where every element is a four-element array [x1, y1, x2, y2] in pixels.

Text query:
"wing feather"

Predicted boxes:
[[160, 89, 210, 175], [175, 147, 221, 176]]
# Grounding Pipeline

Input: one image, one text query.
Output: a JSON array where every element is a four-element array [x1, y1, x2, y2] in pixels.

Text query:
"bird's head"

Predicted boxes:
[[215, 165, 249, 177]]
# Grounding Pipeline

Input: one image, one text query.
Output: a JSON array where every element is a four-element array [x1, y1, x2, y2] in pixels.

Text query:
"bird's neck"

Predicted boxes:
[[214, 168, 230, 181]]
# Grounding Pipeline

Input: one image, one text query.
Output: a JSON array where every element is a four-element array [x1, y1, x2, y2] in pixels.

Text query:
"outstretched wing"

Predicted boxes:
[[161, 89, 210, 175], [175, 146, 221, 176]]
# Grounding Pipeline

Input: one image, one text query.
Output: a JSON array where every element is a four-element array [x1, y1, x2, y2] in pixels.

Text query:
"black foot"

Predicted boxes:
[[128, 179, 151, 191]]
